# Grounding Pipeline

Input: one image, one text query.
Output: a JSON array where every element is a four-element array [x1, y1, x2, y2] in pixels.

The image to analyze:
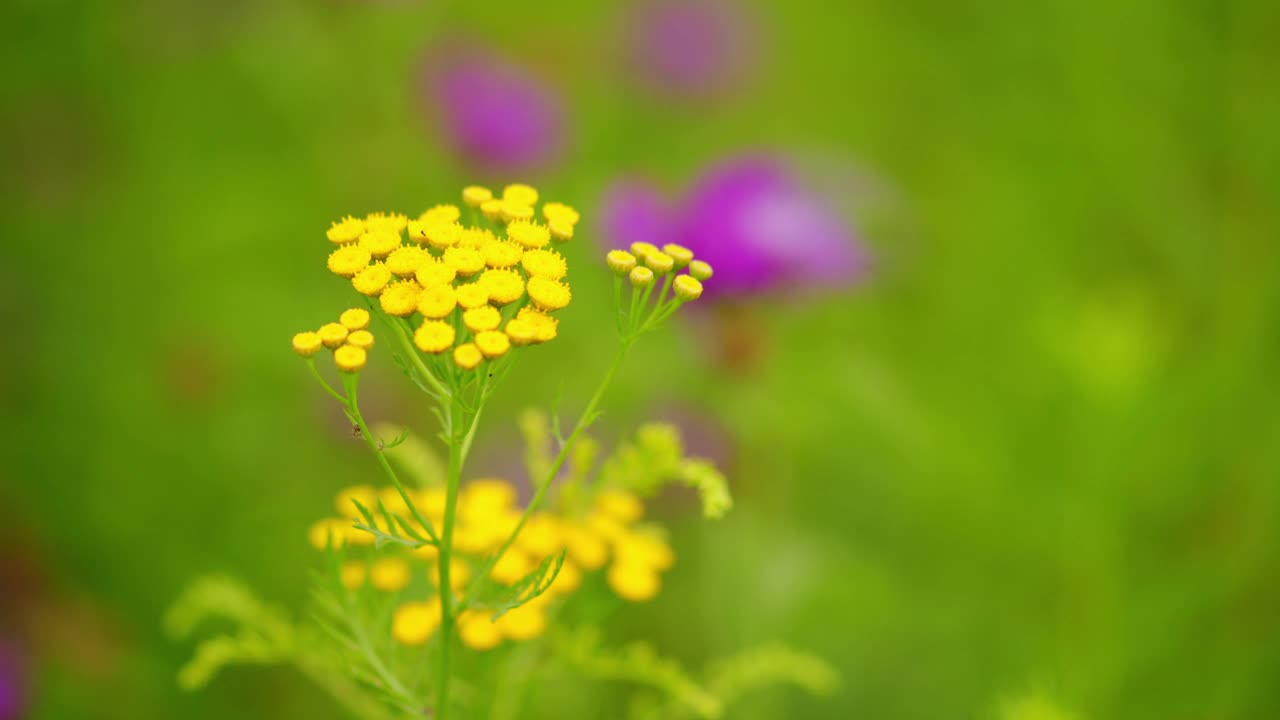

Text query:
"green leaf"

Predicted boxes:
[[469, 550, 566, 621]]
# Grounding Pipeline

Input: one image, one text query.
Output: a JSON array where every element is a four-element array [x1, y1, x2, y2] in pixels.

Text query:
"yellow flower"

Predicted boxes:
[[594, 490, 644, 523], [358, 230, 401, 258], [327, 216, 364, 245], [392, 600, 441, 646], [502, 183, 539, 206], [463, 306, 502, 333], [415, 258, 458, 288], [521, 248, 567, 280], [328, 245, 371, 277], [542, 201, 579, 225], [317, 322, 349, 349], [629, 266, 654, 288], [673, 274, 703, 301], [507, 220, 550, 249], [454, 343, 483, 370], [455, 282, 490, 309], [365, 212, 407, 235], [688, 260, 713, 280], [462, 185, 493, 207], [414, 320, 456, 354], [505, 318, 535, 346], [292, 331, 322, 357], [549, 220, 573, 242], [480, 198, 504, 221], [340, 308, 370, 331], [406, 220, 429, 245], [334, 344, 367, 373], [352, 263, 392, 296], [370, 557, 411, 592], [662, 244, 694, 268], [481, 239, 523, 268], [458, 226, 494, 249], [478, 268, 525, 305], [548, 558, 581, 595], [379, 280, 422, 317], [516, 513, 563, 555], [463, 479, 516, 510], [516, 308, 558, 343], [630, 241, 658, 259], [417, 285, 458, 319], [340, 560, 366, 589], [614, 531, 675, 571], [496, 602, 547, 641], [386, 245, 426, 278], [526, 277, 572, 311], [606, 250, 637, 275], [458, 611, 502, 650], [425, 221, 463, 251], [335, 484, 378, 518], [347, 329, 374, 350], [644, 251, 674, 274], [443, 246, 485, 276], [490, 548, 533, 585], [419, 204, 461, 224], [308, 518, 349, 550], [563, 525, 608, 570], [607, 561, 661, 602], [475, 330, 511, 359]]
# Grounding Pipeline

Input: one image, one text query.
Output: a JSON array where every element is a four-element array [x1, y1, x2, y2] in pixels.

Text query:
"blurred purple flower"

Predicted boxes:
[[601, 155, 870, 299], [623, 0, 755, 99], [421, 45, 565, 174]]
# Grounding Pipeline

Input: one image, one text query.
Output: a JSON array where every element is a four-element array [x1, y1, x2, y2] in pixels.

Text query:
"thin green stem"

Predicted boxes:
[[383, 307, 451, 400], [435, 401, 464, 720], [306, 358, 347, 403], [613, 276, 625, 337]]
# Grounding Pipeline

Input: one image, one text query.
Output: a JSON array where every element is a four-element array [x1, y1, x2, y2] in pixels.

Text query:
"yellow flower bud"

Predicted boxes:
[[415, 258, 458, 288], [339, 308, 370, 331], [629, 266, 654, 288], [549, 220, 573, 242], [417, 285, 457, 319], [292, 331, 322, 357], [414, 320, 455, 354], [328, 245, 371, 277], [521, 249, 567, 280], [443, 246, 485, 276], [475, 330, 511, 358], [419, 204, 460, 224], [503, 183, 539, 206], [347, 330, 374, 350], [327, 216, 364, 245], [463, 185, 493, 207], [370, 557, 411, 592], [607, 561, 661, 602], [644, 251, 674, 274], [480, 198, 504, 221], [317, 322, 348, 349], [334, 344, 367, 373], [458, 610, 502, 650], [454, 343, 483, 370], [352, 263, 391, 296], [392, 600, 441, 646], [507, 220, 550, 249], [542, 201, 580, 225], [629, 241, 657, 259], [379, 281, 421, 317], [478, 268, 525, 305], [688, 259, 713, 280], [501, 201, 534, 223], [463, 306, 502, 333], [673, 274, 703, 301], [505, 318, 535, 346], [455, 282, 490, 309], [607, 250, 637, 275], [662, 243, 693, 268], [358, 230, 401, 259], [526, 277, 572, 311], [386, 245, 426, 278]]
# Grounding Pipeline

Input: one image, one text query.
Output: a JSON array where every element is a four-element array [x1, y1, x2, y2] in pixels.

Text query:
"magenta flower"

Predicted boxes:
[[600, 155, 870, 299], [622, 0, 755, 99], [421, 45, 565, 174]]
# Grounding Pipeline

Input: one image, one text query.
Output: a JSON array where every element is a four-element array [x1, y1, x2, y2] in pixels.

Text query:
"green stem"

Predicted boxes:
[[384, 308, 451, 400], [306, 358, 346, 403], [435, 401, 464, 720], [459, 340, 632, 612]]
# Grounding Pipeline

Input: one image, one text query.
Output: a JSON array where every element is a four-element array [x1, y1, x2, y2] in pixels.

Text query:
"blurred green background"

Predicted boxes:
[[3, 0, 1278, 718]]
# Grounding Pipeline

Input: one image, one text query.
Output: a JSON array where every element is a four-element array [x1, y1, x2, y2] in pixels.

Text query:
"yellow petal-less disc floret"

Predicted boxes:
[[607, 561, 661, 602], [458, 611, 502, 650], [516, 308, 558, 343], [454, 343, 483, 370], [365, 212, 408, 235], [334, 344, 367, 373], [673, 274, 704, 301], [688, 260, 713, 280], [327, 216, 365, 244], [662, 244, 694, 268], [542, 202, 580, 225], [416, 258, 458, 288], [480, 198, 504, 221], [630, 241, 658, 259], [406, 220, 429, 245], [347, 329, 374, 350], [359, 230, 401, 258], [318, 322, 349, 349], [380, 280, 422, 317], [328, 245, 371, 277], [629, 266, 655, 288], [521, 249, 568, 280], [505, 318, 535, 346], [500, 201, 534, 223], [455, 283, 490, 309], [340, 560, 366, 589], [292, 331, 323, 357], [369, 557, 411, 592], [419, 204, 461, 224], [526, 277, 572, 311], [614, 532, 676, 571], [386, 245, 426, 277], [393, 600, 441, 646], [482, 239, 523, 268], [340, 308, 370, 331], [549, 220, 574, 242], [414, 320, 456, 353], [475, 330, 510, 358], [502, 183, 539, 206], [417, 285, 457, 319], [458, 227, 494, 249], [462, 185, 493, 207], [443, 246, 485, 276], [607, 250, 637, 275], [644, 251, 674, 274], [478, 268, 525, 305], [463, 306, 502, 333], [352, 263, 392, 296], [507, 220, 550, 249], [426, 222, 463, 251]]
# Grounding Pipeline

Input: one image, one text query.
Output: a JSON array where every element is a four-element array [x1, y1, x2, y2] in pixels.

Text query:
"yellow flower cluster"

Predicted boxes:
[[324, 185, 578, 370], [292, 307, 374, 372], [609, 242, 711, 300], [308, 479, 673, 651]]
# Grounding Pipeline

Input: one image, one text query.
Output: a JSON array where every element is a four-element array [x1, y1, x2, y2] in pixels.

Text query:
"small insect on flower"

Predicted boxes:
[[673, 274, 704, 301], [347, 330, 375, 350], [454, 343, 483, 370], [521, 248, 568, 280], [526, 277, 572, 311], [317, 322, 349, 349], [359, 230, 401, 259], [340, 308, 370, 331], [327, 216, 364, 245], [507, 220, 550, 249], [380, 281, 422, 317], [414, 320, 456, 354], [629, 266, 655, 287], [607, 249, 637, 275], [688, 259, 714, 280], [475, 330, 511, 358], [478, 268, 525, 305], [462, 185, 493, 208], [328, 245, 372, 278], [352, 263, 392, 296], [417, 285, 458, 319], [292, 331, 323, 357], [334, 344, 367, 373], [416, 258, 458, 289]]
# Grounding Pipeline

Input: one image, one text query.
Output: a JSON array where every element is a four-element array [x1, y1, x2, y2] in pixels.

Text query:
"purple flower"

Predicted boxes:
[[623, 0, 755, 99], [600, 155, 870, 299], [421, 44, 565, 174]]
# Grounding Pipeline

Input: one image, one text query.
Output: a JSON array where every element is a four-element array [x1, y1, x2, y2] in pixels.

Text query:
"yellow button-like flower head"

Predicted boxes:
[[478, 268, 525, 305], [507, 220, 550, 249], [673, 274, 703, 301], [414, 320, 456, 353], [417, 284, 457, 319], [606, 250, 637, 275], [370, 557, 411, 592], [480, 198, 504, 221], [328, 245, 371, 277], [607, 561, 661, 602], [458, 227, 494, 249], [542, 202, 579, 225], [317, 322, 348, 349], [502, 183, 539, 206], [426, 221, 463, 251], [386, 245, 426, 278], [505, 318, 535, 346], [463, 306, 501, 333], [662, 244, 694, 268], [334, 344, 367, 373], [482, 239, 523, 269], [629, 266, 654, 288], [630, 241, 658, 259], [392, 600, 441, 646], [347, 329, 374, 350], [688, 260, 713, 280], [340, 308, 370, 331], [644, 251, 674, 274], [458, 611, 502, 650], [462, 185, 493, 207], [526, 277, 571, 311], [419, 204, 461, 224], [379, 280, 422, 317], [475, 330, 510, 359], [489, 548, 532, 585], [352, 263, 392, 296], [359, 230, 401, 259], [501, 201, 534, 223], [327, 216, 364, 244], [455, 282, 490, 309], [443, 246, 485, 276], [454, 343, 483, 370], [521, 248, 567, 280], [516, 308, 558, 343], [340, 560, 366, 589], [549, 220, 574, 242], [496, 603, 547, 641], [293, 331, 322, 357], [595, 490, 644, 523], [415, 258, 458, 288], [365, 212, 407, 235]]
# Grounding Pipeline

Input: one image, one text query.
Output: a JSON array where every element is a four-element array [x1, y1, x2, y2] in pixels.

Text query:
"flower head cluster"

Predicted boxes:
[[323, 185, 579, 370], [606, 239, 713, 335], [309, 480, 672, 651], [292, 308, 374, 373]]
